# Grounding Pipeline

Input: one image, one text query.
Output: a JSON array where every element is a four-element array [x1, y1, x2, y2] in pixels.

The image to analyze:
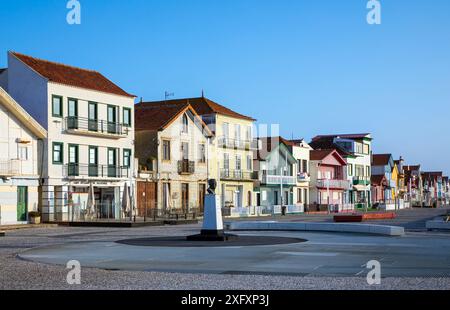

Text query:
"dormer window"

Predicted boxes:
[[182, 114, 188, 133]]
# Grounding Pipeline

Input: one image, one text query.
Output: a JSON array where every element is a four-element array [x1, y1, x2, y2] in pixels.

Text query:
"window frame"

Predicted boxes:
[[162, 140, 171, 161], [52, 95, 63, 118], [123, 107, 132, 127], [52, 142, 64, 165], [123, 149, 132, 168]]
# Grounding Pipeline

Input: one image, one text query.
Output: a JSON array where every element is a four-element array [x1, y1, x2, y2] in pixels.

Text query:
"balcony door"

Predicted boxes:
[[67, 98, 78, 129], [181, 183, 189, 211], [107, 105, 117, 134], [89, 146, 98, 177], [88, 102, 98, 132], [107, 148, 117, 177], [68, 144, 79, 176]]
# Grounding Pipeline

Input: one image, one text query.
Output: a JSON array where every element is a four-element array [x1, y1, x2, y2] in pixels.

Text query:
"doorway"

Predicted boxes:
[[17, 186, 28, 222], [181, 183, 189, 211]]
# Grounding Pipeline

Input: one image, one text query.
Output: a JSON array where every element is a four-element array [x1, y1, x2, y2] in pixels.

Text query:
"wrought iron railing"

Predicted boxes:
[[65, 116, 129, 137], [64, 164, 130, 178], [177, 160, 195, 174], [220, 169, 257, 180], [218, 137, 257, 150]]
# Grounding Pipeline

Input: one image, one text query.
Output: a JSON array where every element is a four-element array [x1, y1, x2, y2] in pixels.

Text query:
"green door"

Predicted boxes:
[[17, 186, 28, 222]]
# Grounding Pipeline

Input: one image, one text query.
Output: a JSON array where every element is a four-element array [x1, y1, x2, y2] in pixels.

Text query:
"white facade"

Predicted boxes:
[[2, 52, 135, 222], [290, 140, 312, 208], [0, 87, 46, 225]]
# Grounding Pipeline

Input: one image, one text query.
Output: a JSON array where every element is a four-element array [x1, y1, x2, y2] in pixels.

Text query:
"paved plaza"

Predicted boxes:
[[1, 207, 450, 290]]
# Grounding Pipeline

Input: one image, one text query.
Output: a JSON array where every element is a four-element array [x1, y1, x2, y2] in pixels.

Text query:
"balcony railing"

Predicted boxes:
[[178, 160, 195, 174], [316, 179, 351, 190], [261, 173, 297, 185], [220, 169, 256, 181], [0, 159, 20, 176], [65, 117, 129, 138], [218, 137, 257, 150], [297, 172, 310, 182], [64, 164, 130, 178], [353, 176, 370, 185]]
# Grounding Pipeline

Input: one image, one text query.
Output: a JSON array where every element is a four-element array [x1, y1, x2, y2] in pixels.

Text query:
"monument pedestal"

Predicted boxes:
[[187, 194, 237, 241]]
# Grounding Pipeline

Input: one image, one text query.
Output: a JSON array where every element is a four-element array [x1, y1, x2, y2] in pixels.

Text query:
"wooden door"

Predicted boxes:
[[137, 181, 157, 217]]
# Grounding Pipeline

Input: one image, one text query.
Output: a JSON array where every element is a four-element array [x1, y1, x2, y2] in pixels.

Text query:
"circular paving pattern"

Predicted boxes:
[[115, 235, 307, 247]]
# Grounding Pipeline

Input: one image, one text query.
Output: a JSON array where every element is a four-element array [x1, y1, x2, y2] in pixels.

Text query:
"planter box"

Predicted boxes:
[[29, 217, 41, 225], [334, 212, 396, 223]]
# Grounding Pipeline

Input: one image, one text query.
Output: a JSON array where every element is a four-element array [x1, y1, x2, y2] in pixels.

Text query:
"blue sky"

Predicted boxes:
[[1, 0, 449, 173]]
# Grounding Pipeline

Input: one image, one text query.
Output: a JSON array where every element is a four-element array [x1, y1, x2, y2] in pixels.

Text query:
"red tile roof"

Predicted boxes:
[[135, 101, 212, 136], [309, 136, 352, 157], [310, 149, 347, 165], [372, 154, 392, 166], [10, 52, 134, 98], [138, 97, 255, 121]]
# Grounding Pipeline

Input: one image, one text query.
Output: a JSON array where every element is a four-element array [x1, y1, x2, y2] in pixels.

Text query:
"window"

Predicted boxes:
[[363, 144, 370, 155], [355, 164, 365, 177], [246, 126, 252, 141], [366, 166, 371, 177], [107, 105, 117, 134], [123, 108, 132, 127], [18, 146, 28, 160], [304, 188, 308, 204], [89, 146, 98, 177], [223, 153, 229, 170], [355, 142, 364, 154], [235, 155, 242, 171], [298, 188, 302, 203], [222, 122, 229, 138], [52, 95, 63, 117], [52, 142, 63, 164], [348, 164, 353, 176], [247, 155, 252, 171], [182, 114, 189, 133], [107, 148, 117, 177], [302, 160, 308, 173], [198, 144, 206, 163], [68, 144, 79, 176], [68, 98, 78, 117], [181, 142, 189, 160], [88, 102, 98, 131], [162, 140, 171, 161], [123, 149, 132, 168], [235, 124, 241, 141]]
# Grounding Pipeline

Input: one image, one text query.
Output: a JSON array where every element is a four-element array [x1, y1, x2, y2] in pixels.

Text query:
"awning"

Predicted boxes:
[[353, 184, 368, 191]]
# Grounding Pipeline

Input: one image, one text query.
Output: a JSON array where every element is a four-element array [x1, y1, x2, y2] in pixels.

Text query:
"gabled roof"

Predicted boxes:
[[10, 52, 134, 98], [135, 101, 213, 137], [139, 97, 256, 121], [0, 87, 46, 138], [310, 149, 347, 165], [372, 154, 392, 166], [255, 136, 295, 161], [371, 174, 387, 186]]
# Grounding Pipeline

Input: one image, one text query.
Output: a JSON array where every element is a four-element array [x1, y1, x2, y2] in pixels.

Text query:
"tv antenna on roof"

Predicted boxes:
[[165, 91, 174, 101]]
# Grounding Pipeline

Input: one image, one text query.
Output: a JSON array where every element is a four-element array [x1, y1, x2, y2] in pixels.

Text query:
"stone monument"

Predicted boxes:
[[187, 179, 237, 241]]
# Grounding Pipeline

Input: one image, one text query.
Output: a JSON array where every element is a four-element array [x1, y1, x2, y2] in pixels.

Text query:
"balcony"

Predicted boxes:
[[0, 159, 20, 177], [220, 169, 256, 181], [178, 160, 195, 175], [261, 173, 297, 186], [63, 164, 130, 179], [353, 176, 370, 186], [65, 117, 129, 139], [218, 137, 257, 150], [297, 172, 310, 182], [316, 179, 351, 190]]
